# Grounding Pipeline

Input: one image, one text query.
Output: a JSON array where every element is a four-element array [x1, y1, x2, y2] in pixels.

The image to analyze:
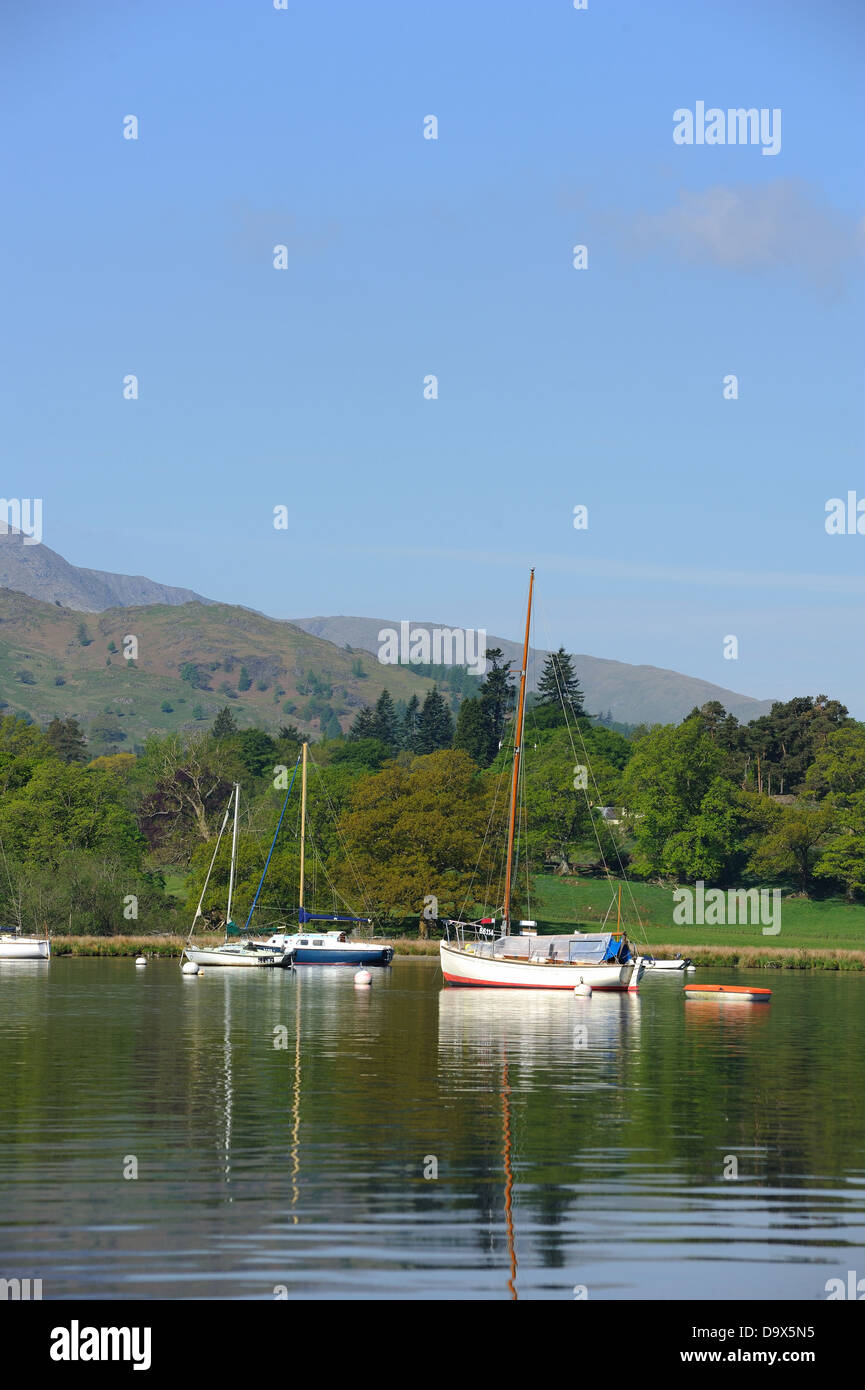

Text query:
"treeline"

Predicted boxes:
[[0, 668, 862, 939]]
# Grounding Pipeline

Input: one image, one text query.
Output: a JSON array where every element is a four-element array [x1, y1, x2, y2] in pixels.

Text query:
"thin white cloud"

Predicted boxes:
[[629, 180, 865, 291]]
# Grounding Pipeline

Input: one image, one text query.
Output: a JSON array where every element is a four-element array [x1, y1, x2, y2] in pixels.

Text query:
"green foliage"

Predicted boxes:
[[212, 707, 238, 739], [44, 716, 88, 763]]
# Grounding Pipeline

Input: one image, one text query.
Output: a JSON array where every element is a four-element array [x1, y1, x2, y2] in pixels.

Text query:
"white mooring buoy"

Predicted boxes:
[[574, 978, 592, 997], [135, 955, 147, 967], [181, 960, 200, 975], [354, 968, 372, 987]]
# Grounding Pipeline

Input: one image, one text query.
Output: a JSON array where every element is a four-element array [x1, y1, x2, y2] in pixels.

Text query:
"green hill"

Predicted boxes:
[[0, 589, 441, 756]]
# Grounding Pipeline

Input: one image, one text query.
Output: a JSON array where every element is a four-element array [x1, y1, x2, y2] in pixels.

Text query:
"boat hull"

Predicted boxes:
[[267, 934, 393, 966], [0, 937, 50, 960], [684, 984, 771, 1003], [440, 941, 641, 991], [644, 958, 688, 972], [185, 945, 289, 968]]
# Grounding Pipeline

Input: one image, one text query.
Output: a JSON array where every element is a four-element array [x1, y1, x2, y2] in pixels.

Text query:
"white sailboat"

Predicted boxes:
[[440, 569, 646, 993], [0, 841, 50, 960], [0, 930, 50, 961], [184, 781, 295, 969]]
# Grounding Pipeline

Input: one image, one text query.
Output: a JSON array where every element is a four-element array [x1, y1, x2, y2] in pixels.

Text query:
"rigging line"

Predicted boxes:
[[455, 722, 515, 923], [243, 753, 301, 932], [308, 753, 375, 920], [534, 601, 646, 938], [186, 799, 232, 946]]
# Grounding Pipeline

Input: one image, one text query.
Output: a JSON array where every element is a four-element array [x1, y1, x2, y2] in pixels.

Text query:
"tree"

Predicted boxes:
[[814, 791, 865, 900], [453, 697, 493, 765], [76, 622, 93, 646], [337, 750, 499, 917], [416, 688, 454, 754], [400, 694, 421, 752], [44, 716, 88, 764], [161, 700, 173, 713], [237, 666, 252, 692], [370, 690, 398, 749], [621, 717, 725, 877], [479, 649, 513, 754], [348, 706, 377, 741], [535, 648, 585, 719], [212, 707, 238, 739], [747, 799, 834, 894], [235, 729, 276, 778]]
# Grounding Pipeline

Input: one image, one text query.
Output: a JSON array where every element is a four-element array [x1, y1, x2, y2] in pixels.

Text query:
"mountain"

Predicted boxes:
[[292, 617, 776, 726], [0, 529, 213, 612], [0, 589, 441, 755], [0, 533, 777, 728]]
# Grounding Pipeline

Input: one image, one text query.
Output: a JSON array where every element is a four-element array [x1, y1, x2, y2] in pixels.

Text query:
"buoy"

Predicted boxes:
[[574, 978, 592, 997], [135, 955, 147, 967], [181, 960, 199, 975], [354, 968, 372, 987]]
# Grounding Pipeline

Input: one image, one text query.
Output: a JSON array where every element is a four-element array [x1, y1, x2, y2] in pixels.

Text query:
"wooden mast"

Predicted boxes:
[[503, 569, 534, 932], [299, 742, 308, 914]]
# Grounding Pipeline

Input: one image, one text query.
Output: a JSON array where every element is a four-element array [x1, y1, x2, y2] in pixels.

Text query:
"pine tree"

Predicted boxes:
[[237, 666, 252, 692], [212, 707, 238, 739], [479, 648, 514, 753], [416, 687, 454, 754], [44, 716, 87, 763], [400, 694, 420, 752], [453, 697, 493, 765], [348, 706, 377, 741], [535, 647, 585, 718], [322, 710, 343, 741], [370, 690, 398, 748]]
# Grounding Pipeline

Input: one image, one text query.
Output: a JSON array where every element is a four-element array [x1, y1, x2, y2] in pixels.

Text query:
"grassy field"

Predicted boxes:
[[531, 874, 865, 955]]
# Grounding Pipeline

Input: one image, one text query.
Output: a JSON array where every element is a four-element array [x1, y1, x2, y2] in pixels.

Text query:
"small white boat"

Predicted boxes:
[[0, 930, 50, 961], [186, 940, 286, 968], [643, 955, 691, 973], [183, 783, 295, 971]]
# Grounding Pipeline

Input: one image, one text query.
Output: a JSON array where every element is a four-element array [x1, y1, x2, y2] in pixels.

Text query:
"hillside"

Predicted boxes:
[[0, 529, 214, 612], [0, 590, 440, 755], [292, 616, 776, 726]]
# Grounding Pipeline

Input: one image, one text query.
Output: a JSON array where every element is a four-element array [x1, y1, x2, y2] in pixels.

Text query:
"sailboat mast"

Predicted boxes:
[[226, 782, 240, 925], [503, 568, 534, 932], [299, 742, 308, 912]]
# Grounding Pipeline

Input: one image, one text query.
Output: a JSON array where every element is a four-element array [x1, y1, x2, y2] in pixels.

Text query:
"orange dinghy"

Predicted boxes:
[[684, 983, 771, 1003]]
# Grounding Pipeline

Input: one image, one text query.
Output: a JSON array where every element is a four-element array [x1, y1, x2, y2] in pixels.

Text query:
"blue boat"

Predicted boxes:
[[266, 922, 394, 967]]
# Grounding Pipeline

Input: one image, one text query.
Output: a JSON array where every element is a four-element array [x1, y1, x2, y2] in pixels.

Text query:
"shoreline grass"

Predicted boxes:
[[44, 933, 865, 969]]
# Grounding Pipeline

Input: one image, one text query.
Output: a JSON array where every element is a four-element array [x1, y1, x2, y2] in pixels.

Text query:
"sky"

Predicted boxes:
[[1, 0, 863, 713]]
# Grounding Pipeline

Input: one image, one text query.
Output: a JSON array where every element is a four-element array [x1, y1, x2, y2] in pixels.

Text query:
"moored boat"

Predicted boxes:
[[439, 570, 646, 993], [644, 955, 691, 973], [184, 778, 297, 970], [0, 928, 50, 961], [684, 983, 771, 1003], [266, 743, 392, 967]]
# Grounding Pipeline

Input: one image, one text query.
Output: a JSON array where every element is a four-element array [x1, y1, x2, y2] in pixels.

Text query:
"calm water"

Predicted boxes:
[[0, 957, 863, 1300]]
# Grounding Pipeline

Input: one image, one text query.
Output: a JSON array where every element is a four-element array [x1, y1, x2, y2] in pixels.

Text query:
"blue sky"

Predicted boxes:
[[1, 0, 863, 713]]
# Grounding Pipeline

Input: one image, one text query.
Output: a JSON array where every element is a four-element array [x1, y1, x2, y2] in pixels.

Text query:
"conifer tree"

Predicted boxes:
[[400, 694, 421, 752], [479, 648, 514, 753], [212, 707, 238, 739], [348, 706, 377, 740], [535, 648, 585, 718], [416, 687, 454, 754], [44, 715, 88, 763], [370, 690, 398, 748], [453, 697, 492, 765]]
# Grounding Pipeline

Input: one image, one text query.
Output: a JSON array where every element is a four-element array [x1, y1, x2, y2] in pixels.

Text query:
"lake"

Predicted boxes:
[[0, 957, 863, 1299]]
